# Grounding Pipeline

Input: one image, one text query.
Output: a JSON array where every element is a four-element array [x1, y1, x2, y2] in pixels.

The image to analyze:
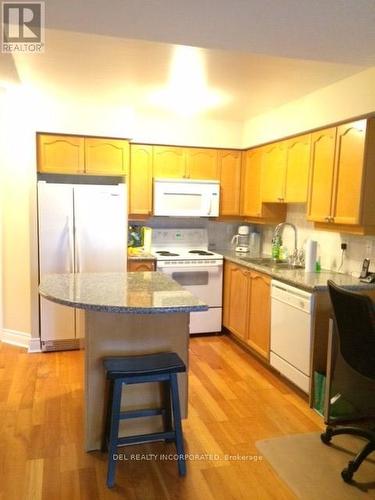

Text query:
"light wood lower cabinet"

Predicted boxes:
[[247, 271, 271, 358], [223, 261, 271, 360], [127, 259, 155, 272]]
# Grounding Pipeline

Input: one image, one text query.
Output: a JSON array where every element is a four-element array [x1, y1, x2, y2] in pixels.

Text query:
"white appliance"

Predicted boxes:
[[153, 179, 220, 217], [231, 225, 250, 252], [270, 280, 315, 393], [151, 229, 223, 334], [38, 180, 127, 351]]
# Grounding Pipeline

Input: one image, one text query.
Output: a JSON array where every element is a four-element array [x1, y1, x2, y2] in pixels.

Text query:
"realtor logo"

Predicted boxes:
[[2, 1, 45, 53]]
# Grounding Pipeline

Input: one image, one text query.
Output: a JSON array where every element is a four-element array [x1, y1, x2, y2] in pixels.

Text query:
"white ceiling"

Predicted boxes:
[[45, 0, 375, 65], [4, 1, 375, 121]]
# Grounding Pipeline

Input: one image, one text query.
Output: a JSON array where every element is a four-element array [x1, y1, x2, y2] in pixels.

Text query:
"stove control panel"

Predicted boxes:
[[152, 229, 207, 248]]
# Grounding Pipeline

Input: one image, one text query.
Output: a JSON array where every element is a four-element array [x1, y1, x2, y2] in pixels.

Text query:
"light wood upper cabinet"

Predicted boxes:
[[153, 146, 186, 178], [241, 148, 263, 217], [129, 145, 153, 215], [37, 134, 85, 173], [331, 121, 366, 225], [241, 147, 286, 223], [307, 119, 375, 232], [261, 142, 287, 202], [223, 260, 271, 360], [37, 134, 129, 175], [247, 271, 271, 359], [85, 138, 129, 175], [218, 150, 242, 216], [307, 127, 336, 223], [185, 148, 219, 179], [284, 134, 311, 203]]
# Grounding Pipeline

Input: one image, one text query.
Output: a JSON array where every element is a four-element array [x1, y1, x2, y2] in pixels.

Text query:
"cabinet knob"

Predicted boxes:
[[325, 216, 330, 222]]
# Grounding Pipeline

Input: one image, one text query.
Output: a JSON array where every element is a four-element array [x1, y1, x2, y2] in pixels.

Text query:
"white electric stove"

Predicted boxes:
[[151, 229, 223, 335]]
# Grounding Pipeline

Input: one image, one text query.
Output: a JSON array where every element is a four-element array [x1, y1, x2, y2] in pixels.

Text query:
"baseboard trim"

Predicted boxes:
[[1, 328, 31, 350], [28, 337, 42, 353]]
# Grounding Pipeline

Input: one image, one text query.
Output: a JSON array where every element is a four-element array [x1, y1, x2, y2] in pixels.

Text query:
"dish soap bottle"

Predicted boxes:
[[272, 235, 282, 260]]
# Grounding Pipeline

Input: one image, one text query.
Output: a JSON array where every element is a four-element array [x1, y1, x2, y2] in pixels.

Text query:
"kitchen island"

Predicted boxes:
[[39, 272, 207, 451]]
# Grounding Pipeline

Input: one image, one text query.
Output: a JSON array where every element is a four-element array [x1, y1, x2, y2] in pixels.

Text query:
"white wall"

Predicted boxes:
[[0, 88, 5, 339], [242, 66, 375, 147]]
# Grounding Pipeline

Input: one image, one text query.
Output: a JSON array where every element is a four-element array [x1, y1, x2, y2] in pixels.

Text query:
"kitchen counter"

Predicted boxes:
[[218, 249, 375, 293], [39, 272, 206, 451], [39, 271, 206, 314]]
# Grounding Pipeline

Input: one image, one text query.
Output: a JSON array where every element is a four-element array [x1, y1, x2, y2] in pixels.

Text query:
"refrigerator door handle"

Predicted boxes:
[[75, 222, 81, 273], [67, 215, 74, 273]]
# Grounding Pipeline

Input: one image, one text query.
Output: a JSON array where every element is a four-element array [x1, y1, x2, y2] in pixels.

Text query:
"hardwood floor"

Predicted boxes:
[[0, 335, 323, 499]]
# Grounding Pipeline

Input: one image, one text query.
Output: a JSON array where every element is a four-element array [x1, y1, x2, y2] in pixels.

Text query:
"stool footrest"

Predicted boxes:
[[120, 408, 165, 420], [117, 431, 175, 446]]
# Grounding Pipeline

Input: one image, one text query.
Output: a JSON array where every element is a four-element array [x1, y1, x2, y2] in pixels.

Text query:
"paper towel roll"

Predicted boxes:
[[305, 239, 318, 273]]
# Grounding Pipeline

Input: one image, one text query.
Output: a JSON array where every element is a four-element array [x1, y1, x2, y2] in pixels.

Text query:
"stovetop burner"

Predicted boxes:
[[156, 251, 180, 256], [188, 250, 215, 256]]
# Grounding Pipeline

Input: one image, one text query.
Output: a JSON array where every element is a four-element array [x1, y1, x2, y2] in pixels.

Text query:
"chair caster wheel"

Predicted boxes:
[[320, 430, 332, 444], [341, 467, 353, 483]]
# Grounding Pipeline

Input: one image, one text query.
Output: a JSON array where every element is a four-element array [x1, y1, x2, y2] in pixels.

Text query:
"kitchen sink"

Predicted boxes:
[[239, 257, 304, 270]]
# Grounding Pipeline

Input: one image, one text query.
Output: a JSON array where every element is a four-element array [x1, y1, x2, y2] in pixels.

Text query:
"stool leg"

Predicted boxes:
[[163, 380, 173, 442], [102, 379, 113, 452], [170, 373, 186, 476], [107, 379, 123, 488]]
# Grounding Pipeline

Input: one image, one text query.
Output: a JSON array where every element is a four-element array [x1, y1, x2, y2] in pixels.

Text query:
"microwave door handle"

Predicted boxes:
[[208, 196, 212, 216]]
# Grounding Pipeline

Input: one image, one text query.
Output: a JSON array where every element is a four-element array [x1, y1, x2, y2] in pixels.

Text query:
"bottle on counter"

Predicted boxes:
[[272, 235, 282, 260]]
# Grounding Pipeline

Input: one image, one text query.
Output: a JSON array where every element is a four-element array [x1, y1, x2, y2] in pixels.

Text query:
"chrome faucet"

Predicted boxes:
[[273, 222, 298, 252]]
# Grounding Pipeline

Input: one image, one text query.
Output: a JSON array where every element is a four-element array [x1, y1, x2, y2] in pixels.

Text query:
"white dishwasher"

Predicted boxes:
[[270, 280, 315, 393]]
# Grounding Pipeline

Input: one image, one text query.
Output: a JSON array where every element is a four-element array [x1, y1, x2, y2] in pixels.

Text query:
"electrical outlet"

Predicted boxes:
[[365, 239, 374, 257]]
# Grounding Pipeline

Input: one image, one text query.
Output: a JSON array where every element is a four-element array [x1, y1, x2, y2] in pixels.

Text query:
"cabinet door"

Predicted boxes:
[[185, 148, 219, 179], [222, 261, 232, 328], [306, 128, 336, 222], [285, 134, 311, 203], [247, 272, 271, 359], [261, 142, 287, 202], [227, 264, 250, 340], [241, 148, 263, 217], [331, 120, 366, 225], [85, 138, 129, 175], [153, 146, 186, 178], [129, 145, 153, 215], [37, 134, 84, 173], [219, 150, 242, 216], [127, 260, 155, 272]]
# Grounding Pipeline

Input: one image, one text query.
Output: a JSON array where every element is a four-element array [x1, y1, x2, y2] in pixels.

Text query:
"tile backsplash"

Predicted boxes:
[[262, 204, 375, 276], [131, 205, 375, 276]]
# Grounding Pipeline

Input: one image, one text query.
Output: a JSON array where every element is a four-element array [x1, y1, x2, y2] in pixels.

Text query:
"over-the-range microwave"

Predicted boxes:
[[153, 178, 220, 217]]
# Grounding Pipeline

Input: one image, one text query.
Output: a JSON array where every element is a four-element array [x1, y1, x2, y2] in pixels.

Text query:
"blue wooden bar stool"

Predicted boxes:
[[102, 352, 187, 488]]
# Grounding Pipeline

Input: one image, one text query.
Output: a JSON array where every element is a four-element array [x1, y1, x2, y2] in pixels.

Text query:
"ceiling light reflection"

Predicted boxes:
[[149, 46, 230, 117]]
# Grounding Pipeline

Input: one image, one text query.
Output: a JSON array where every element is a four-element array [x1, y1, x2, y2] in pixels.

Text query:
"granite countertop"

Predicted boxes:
[[39, 272, 207, 314], [218, 249, 375, 293]]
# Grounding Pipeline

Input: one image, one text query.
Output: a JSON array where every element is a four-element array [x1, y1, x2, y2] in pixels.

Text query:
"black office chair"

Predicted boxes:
[[321, 280, 375, 482]]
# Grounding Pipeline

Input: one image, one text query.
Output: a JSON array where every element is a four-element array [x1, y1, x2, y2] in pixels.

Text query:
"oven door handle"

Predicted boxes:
[[157, 264, 223, 270]]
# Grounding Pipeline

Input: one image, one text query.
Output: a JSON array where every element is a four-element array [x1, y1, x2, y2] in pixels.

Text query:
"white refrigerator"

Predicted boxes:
[[38, 181, 127, 351]]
